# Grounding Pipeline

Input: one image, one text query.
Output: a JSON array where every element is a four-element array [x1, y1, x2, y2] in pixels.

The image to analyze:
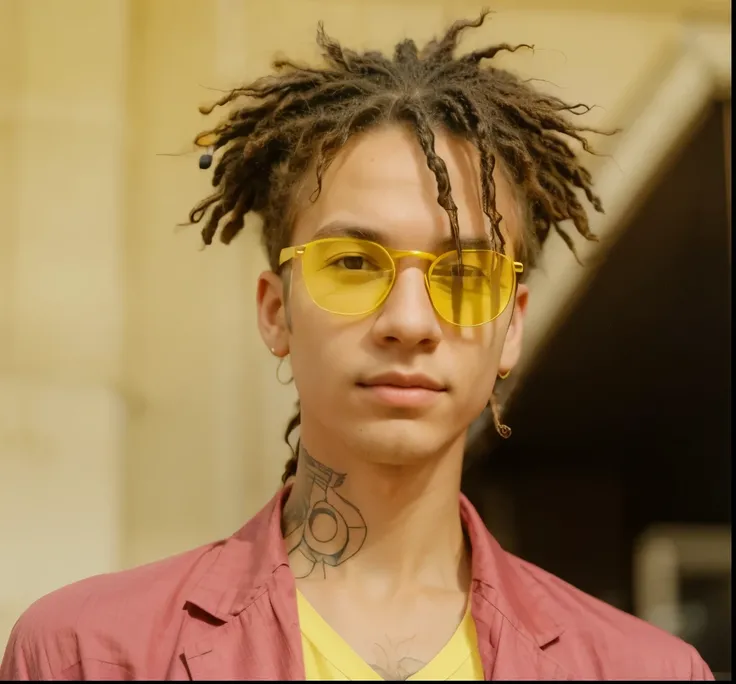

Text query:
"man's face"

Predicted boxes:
[[257, 124, 528, 465]]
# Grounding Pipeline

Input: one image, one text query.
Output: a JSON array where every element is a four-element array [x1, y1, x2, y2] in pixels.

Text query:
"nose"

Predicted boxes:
[[371, 261, 442, 350]]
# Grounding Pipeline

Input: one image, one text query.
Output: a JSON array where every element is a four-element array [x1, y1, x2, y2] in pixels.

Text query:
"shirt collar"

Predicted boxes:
[[186, 487, 563, 647], [460, 494, 564, 648], [185, 486, 292, 622]]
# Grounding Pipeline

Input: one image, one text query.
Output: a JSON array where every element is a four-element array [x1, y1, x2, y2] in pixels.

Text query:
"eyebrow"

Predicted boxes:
[[312, 221, 494, 253]]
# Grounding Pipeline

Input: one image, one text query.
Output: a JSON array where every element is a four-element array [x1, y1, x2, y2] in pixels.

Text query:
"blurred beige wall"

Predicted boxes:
[[1, 0, 129, 646], [0, 0, 729, 647]]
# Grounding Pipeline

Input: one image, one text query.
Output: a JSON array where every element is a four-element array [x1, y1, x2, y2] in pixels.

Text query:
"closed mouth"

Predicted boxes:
[[358, 373, 446, 392]]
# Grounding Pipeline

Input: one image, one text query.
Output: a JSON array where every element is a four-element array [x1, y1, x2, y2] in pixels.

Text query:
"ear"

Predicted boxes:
[[498, 284, 529, 374], [256, 270, 290, 357]]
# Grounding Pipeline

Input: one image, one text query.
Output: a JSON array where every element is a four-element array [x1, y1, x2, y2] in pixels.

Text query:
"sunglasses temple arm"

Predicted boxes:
[[279, 246, 300, 267]]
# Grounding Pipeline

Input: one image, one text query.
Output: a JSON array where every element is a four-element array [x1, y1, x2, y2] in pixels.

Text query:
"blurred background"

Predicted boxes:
[[0, 0, 730, 676]]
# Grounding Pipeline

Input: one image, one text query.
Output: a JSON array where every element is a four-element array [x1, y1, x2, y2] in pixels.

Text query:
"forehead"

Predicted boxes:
[[290, 124, 522, 251]]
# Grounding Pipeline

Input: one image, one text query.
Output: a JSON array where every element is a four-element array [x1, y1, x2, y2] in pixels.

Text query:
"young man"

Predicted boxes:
[[1, 13, 714, 681]]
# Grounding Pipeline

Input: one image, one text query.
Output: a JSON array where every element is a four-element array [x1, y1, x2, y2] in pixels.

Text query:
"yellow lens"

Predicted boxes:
[[302, 238, 395, 315], [428, 250, 515, 326]]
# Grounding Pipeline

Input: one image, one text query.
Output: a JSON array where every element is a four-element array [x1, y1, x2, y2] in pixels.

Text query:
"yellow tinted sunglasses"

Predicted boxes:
[[279, 237, 524, 327]]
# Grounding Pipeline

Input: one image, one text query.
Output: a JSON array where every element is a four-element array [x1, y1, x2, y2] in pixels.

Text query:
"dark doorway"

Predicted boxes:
[[463, 100, 731, 675]]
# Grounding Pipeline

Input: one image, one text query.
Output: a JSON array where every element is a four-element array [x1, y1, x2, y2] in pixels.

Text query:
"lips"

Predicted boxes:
[[358, 372, 446, 392], [357, 374, 446, 409]]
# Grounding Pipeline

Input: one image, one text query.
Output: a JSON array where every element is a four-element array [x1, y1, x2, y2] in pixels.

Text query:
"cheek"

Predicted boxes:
[[448, 318, 507, 399], [455, 344, 498, 404], [287, 291, 357, 396], [450, 314, 509, 358]]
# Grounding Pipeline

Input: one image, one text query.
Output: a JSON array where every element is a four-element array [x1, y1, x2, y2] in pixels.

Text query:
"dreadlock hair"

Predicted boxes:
[[188, 10, 607, 485]]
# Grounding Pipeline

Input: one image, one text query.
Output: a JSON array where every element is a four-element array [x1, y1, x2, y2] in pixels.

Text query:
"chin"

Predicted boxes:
[[346, 416, 462, 465]]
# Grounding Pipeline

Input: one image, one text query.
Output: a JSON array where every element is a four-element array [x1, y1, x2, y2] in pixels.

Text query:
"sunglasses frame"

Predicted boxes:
[[279, 237, 524, 327]]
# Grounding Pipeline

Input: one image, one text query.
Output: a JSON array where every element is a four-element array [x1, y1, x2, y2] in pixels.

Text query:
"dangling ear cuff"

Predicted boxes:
[[489, 394, 512, 439]]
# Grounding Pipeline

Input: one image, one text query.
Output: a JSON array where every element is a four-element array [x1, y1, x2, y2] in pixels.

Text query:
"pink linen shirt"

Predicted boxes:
[[1, 489, 714, 680]]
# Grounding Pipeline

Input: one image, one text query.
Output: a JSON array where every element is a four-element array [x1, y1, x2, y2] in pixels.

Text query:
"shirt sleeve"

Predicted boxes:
[[0, 618, 55, 681], [688, 645, 716, 681]]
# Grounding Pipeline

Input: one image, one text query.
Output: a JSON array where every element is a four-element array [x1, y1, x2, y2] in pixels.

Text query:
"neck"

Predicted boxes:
[[281, 430, 470, 596]]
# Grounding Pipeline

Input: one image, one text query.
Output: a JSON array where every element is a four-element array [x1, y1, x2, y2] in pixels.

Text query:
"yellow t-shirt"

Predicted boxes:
[[296, 589, 484, 681]]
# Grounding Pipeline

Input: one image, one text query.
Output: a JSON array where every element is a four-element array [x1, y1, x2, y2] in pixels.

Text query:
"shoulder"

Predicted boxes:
[[0, 541, 223, 680], [510, 554, 714, 680], [1, 490, 287, 681]]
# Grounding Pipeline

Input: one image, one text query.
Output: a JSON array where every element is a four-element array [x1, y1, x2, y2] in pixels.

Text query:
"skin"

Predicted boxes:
[[257, 124, 528, 679]]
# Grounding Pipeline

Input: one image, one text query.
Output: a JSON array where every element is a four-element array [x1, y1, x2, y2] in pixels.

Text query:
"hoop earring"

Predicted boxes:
[[498, 369, 511, 380], [489, 394, 512, 439], [276, 356, 293, 386]]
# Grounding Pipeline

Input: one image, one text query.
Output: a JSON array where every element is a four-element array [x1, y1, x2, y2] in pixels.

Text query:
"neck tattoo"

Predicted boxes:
[[282, 447, 367, 579]]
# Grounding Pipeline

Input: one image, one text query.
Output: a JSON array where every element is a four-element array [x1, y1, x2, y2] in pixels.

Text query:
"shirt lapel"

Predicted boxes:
[[182, 489, 305, 680], [461, 495, 570, 681], [183, 574, 302, 680]]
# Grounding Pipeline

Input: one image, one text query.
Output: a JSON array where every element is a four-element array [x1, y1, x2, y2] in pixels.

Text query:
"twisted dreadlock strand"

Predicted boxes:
[[397, 99, 464, 253], [188, 11, 611, 481]]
